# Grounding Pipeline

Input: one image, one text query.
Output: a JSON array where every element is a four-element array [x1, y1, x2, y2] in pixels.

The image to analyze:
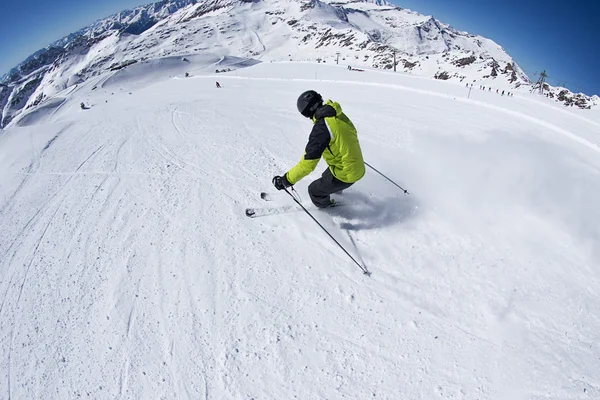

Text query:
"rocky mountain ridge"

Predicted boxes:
[[0, 0, 595, 128]]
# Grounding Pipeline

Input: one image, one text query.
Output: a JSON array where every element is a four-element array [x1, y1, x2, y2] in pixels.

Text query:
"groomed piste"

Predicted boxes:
[[1, 59, 599, 399]]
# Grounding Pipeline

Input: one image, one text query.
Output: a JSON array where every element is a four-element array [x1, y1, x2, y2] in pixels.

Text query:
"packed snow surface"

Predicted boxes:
[[1, 60, 599, 399]]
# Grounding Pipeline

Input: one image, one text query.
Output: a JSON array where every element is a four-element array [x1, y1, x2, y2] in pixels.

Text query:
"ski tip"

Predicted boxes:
[[363, 270, 372, 277], [260, 192, 271, 201]]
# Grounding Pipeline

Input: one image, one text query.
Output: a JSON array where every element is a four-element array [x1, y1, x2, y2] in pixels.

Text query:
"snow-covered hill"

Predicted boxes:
[[6, 0, 594, 129], [1, 58, 600, 399]]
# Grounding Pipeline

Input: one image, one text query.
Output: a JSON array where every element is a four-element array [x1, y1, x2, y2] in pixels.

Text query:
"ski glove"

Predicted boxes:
[[272, 175, 291, 191]]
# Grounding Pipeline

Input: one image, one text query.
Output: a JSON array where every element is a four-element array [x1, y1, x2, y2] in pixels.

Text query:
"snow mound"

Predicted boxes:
[[102, 53, 260, 90], [13, 98, 66, 127]]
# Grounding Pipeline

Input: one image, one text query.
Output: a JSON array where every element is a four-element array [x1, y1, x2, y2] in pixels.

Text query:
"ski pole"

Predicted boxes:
[[365, 161, 409, 194], [282, 187, 371, 276]]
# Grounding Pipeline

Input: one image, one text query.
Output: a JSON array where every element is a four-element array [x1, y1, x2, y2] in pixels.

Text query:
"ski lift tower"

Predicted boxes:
[[531, 70, 548, 94]]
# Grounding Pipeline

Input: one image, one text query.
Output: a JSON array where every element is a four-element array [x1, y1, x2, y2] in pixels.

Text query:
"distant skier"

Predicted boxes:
[[80, 102, 88, 110], [272, 90, 365, 208], [489, 87, 491, 91], [216, 81, 221, 88], [502, 90, 505, 96]]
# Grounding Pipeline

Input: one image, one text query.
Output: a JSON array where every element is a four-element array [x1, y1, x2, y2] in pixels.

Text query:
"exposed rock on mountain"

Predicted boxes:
[[0, 0, 595, 128]]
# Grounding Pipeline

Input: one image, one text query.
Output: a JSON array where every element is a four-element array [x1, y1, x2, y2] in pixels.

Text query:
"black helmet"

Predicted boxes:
[[297, 90, 323, 118]]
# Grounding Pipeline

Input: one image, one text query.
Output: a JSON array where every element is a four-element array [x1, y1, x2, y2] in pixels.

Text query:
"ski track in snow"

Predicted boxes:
[[1, 61, 599, 399]]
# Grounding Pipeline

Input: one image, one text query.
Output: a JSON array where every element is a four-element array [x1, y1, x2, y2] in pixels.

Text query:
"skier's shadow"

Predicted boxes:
[[328, 190, 419, 231]]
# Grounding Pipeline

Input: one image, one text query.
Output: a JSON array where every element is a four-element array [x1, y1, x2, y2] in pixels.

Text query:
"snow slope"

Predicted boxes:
[[1, 61, 599, 399], [3, 0, 596, 132], [3, 0, 549, 129]]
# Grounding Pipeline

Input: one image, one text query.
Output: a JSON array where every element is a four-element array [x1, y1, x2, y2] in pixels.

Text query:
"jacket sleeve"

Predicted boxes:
[[286, 118, 330, 185]]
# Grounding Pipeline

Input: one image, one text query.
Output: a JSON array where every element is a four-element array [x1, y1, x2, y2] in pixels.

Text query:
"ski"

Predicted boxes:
[[245, 204, 296, 218], [260, 191, 343, 203], [245, 200, 346, 218]]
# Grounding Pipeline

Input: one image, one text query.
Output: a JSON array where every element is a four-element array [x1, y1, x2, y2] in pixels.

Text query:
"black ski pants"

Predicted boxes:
[[308, 168, 353, 208]]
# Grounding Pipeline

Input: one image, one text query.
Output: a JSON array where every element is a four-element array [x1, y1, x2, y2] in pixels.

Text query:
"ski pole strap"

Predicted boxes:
[[282, 187, 370, 276], [365, 161, 409, 195]]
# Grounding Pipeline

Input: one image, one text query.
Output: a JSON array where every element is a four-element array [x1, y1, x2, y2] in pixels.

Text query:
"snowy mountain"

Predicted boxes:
[[0, 0, 595, 129]]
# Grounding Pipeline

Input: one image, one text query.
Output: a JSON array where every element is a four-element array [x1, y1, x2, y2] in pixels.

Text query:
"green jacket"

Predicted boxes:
[[286, 100, 365, 185]]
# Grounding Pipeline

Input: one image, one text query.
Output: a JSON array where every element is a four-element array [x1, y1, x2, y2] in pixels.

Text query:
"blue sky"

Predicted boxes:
[[0, 0, 144, 74], [0, 0, 597, 95]]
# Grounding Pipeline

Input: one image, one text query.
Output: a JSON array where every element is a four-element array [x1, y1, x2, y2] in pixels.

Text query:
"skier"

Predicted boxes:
[[216, 81, 221, 88], [272, 90, 365, 208]]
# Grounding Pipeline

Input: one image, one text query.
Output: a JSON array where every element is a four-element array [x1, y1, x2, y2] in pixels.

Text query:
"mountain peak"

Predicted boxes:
[[0, 0, 595, 127]]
